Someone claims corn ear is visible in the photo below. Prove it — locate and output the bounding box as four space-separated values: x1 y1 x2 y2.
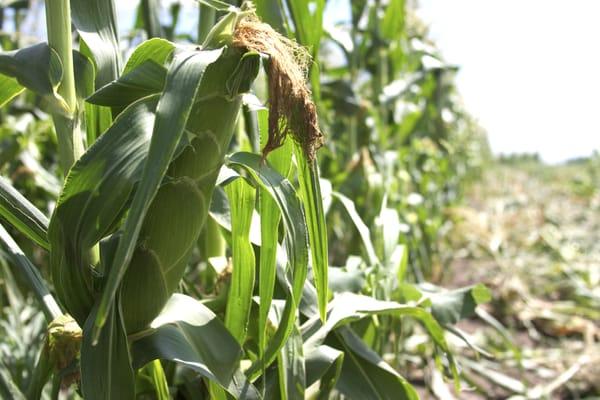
118 48 260 333
46 13 263 396
49 43 260 333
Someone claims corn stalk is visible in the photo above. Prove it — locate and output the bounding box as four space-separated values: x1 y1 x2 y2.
44 0 83 171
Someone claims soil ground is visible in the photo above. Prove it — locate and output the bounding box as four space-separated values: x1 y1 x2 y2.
418 162 600 399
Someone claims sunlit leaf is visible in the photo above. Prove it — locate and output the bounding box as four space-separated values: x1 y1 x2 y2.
131 294 259 398
0 176 50 250
93 48 223 338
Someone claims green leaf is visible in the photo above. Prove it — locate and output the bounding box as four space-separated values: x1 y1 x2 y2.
303 293 449 353
87 60 167 109
60 48 259 335
0 223 61 321
123 38 175 74
78 42 112 145
277 319 305 400
0 43 61 95
395 244 409 284
73 49 96 101
284 0 324 97
225 152 309 379
49 96 158 324
93 48 223 340
304 344 343 399
329 327 419 400
0 360 26 400
224 177 256 344
137 0 165 39
257 107 292 362
197 3 216 43
0 75 23 107
0 43 67 113
136 360 170 399
294 145 329 321
71 0 121 86
381 0 405 41
119 177 208 334
254 0 288 34
83 99 113 145
426 283 492 325
82 37 174 146
0 176 50 250
81 300 135 400
332 191 379 265
86 38 174 121
130 294 259 399
284 0 324 56
73 48 111 146
81 219 134 400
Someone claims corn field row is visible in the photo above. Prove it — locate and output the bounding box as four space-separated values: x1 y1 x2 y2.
0 0 548 399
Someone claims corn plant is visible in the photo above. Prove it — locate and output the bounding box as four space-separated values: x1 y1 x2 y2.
0 0 492 399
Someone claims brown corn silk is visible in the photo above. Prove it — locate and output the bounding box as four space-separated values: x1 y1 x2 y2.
232 14 323 160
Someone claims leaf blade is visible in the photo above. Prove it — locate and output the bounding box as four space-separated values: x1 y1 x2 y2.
295 145 330 321
71 0 121 86
92 48 223 340
131 294 259 398
0 176 50 250
224 177 256 344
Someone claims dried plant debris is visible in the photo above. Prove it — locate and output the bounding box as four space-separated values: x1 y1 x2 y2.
233 13 323 160
443 162 600 398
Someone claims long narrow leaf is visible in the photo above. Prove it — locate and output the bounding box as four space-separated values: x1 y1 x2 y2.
277 321 305 400
123 38 175 74
329 327 419 400
257 108 292 362
332 191 379 265
304 344 344 399
295 145 329 321
131 294 259 398
302 293 449 353
49 95 159 325
71 0 121 86
284 0 324 56
136 360 170 400
284 0 324 98
0 43 67 113
74 47 111 145
87 60 166 108
81 300 135 400
138 0 165 38
93 48 223 340
0 224 61 321
0 360 25 400
0 75 23 107
225 152 309 378
224 177 256 343
0 176 49 250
